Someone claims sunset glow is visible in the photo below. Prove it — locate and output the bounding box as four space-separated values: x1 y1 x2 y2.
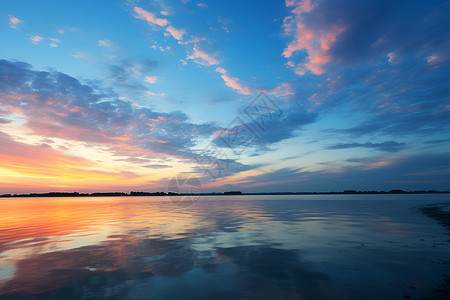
1 0 449 194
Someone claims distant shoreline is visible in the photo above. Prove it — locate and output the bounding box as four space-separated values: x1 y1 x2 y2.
1 190 450 198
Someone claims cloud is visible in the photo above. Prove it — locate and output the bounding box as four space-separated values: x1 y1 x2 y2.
160 11 168 16
98 39 112 47
187 47 219 65
0 59 220 165
133 7 168 27
0 131 133 181
224 153 450 192
8 15 22 29
197 3 208 8
282 0 450 76
266 82 295 98
29 35 43 44
71 51 88 59
386 52 396 63
220 74 251 95
218 16 232 33
282 0 345 75
215 67 226 74
317 54 450 138
426 55 437 64
49 38 61 48
214 67 251 95
325 141 406 152
425 139 450 144
109 59 158 90
144 164 172 169
213 108 317 152
145 75 158 84
165 26 185 40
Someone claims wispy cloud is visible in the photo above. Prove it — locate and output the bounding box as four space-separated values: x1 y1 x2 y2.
165 26 185 40
133 7 168 27
220 74 251 95
0 59 220 165
426 55 437 64
49 38 61 48
215 67 251 95
29 35 43 44
326 141 406 153
218 16 232 33
8 15 22 29
98 39 112 47
187 47 219 65
266 82 295 98
71 51 88 59
145 75 158 84
144 164 172 169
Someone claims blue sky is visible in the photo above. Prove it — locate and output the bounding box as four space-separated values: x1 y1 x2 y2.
0 0 449 193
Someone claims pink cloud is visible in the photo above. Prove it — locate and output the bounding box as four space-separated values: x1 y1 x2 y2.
160 11 168 16
426 55 437 64
387 52 396 63
213 67 251 94
165 26 185 40
220 74 251 95
134 7 168 27
145 76 158 84
282 0 345 75
287 0 314 14
215 66 227 74
29 35 43 44
8 15 22 29
187 47 219 65
267 82 295 98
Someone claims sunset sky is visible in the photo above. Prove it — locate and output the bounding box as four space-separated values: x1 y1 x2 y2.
0 0 449 193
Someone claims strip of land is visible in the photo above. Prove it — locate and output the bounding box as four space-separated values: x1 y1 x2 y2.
1 190 449 198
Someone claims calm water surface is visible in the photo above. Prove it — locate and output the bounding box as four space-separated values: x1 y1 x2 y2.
0 194 449 299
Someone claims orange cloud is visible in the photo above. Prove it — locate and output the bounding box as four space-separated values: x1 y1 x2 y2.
0 131 153 194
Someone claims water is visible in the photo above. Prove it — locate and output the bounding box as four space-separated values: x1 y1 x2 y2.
0 194 449 299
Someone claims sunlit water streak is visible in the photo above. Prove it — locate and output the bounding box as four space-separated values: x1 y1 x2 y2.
0 194 449 299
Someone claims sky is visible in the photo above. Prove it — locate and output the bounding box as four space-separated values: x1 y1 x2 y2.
0 0 449 194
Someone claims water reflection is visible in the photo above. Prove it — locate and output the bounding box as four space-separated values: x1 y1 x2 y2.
0 195 449 299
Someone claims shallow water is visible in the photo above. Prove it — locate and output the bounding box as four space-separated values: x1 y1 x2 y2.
0 194 449 299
